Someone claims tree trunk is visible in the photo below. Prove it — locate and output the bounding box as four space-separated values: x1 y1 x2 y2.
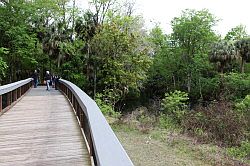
199 77 203 100
93 67 97 100
220 62 225 74
86 43 90 81
71 0 75 40
219 63 225 98
172 75 176 89
241 57 245 73
187 72 191 93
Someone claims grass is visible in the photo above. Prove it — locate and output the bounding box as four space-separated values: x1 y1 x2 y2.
112 123 250 166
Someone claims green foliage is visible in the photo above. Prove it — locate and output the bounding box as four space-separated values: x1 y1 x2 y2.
161 90 189 124
209 40 237 63
188 73 221 101
225 24 248 41
91 14 152 104
0 57 7 76
95 93 121 118
236 95 250 112
146 27 180 97
59 40 86 89
148 25 168 52
0 1 41 81
0 47 9 55
158 113 180 130
0 48 8 79
146 10 219 100
235 95 250 131
209 40 237 73
171 9 218 57
224 73 250 99
227 140 250 160
235 38 250 73
169 9 218 95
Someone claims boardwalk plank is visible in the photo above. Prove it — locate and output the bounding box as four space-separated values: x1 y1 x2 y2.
0 87 91 166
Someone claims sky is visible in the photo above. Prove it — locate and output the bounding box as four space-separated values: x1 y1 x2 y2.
76 0 250 37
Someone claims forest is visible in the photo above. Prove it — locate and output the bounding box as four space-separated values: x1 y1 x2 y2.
0 0 249 164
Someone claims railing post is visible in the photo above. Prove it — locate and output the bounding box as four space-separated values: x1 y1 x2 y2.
7 92 11 106
76 102 80 118
10 91 13 104
11 91 13 102
73 97 76 110
71 94 73 105
14 89 17 101
19 87 21 98
82 113 94 158
72 96 74 110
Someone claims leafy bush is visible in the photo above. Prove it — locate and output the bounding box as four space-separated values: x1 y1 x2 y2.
198 76 220 101
161 90 189 124
61 61 87 89
0 47 8 79
0 57 7 78
235 95 250 133
236 95 250 114
158 113 181 131
224 73 250 99
95 93 121 118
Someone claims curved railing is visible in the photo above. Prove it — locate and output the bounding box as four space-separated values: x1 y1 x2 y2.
58 79 134 166
0 78 33 114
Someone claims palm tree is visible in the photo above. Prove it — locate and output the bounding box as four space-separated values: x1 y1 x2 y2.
209 40 237 73
235 38 250 73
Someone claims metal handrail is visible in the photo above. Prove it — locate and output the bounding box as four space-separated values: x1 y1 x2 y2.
58 79 134 166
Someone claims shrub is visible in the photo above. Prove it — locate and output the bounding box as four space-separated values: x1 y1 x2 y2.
224 73 250 99
95 93 121 118
183 101 246 146
235 95 250 111
200 76 220 99
161 90 189 125
235 95 250 131
227 140 250 160
158 113 174 129
118 107 156 133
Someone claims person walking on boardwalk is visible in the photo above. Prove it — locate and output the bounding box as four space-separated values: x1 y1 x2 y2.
45 71 51 91
32 70 39 88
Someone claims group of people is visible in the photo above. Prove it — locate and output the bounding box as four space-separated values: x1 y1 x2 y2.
32 70 59 91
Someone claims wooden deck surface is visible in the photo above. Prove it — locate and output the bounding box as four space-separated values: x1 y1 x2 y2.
0 86 91 166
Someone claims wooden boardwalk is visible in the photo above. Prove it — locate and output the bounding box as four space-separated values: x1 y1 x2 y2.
0 87 91 166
